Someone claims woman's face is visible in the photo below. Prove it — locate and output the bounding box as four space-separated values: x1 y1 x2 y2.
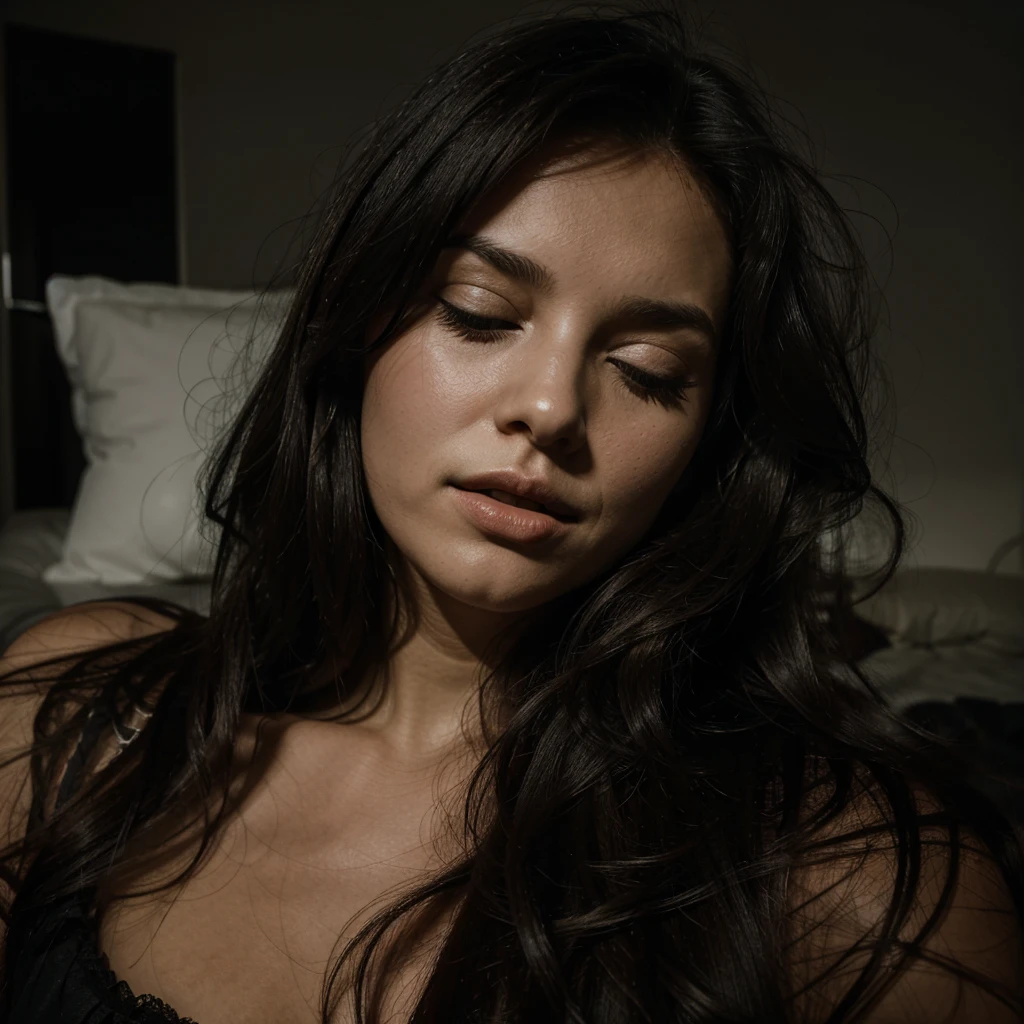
361 145 732 616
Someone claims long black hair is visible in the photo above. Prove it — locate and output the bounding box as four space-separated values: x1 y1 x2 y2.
2 4 1021 1022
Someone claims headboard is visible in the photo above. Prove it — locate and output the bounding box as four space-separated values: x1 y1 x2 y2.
10 306 84 510
3 22 179 515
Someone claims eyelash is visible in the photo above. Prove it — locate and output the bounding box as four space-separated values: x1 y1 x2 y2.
434 298 696 408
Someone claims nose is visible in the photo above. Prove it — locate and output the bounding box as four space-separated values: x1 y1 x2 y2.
491 342 588 455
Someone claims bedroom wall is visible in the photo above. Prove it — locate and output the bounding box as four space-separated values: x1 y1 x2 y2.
0 0 556 289
689 0 1023 576
1 0 1020 572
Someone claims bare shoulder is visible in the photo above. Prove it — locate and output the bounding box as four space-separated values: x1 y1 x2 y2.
0 602 180 872
1 599 177 746
786 772 1024 1022
1 600 178 677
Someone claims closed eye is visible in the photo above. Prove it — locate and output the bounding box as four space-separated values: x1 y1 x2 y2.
436 297 518 339
434 298 694 409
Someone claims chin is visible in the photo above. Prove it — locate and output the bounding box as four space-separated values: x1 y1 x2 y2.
408 550 566 617
440 573 563 616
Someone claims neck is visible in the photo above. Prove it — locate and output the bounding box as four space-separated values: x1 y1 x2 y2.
326 560 532 764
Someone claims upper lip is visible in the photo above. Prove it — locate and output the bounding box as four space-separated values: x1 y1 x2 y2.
453 470 580 520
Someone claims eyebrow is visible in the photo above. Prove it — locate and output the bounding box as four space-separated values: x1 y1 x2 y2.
443 233 718 350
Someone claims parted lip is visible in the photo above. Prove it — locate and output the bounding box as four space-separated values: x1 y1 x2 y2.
452 470 580 520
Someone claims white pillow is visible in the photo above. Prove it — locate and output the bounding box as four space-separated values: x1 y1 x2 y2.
853 568 1024 655
42 275 287 584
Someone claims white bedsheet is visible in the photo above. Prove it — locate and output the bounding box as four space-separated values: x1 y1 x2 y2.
0 508 211 648
858 642 1024 709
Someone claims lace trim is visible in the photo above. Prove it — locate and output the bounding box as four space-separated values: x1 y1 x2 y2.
75 889 201 1024
89 957 200 1024
105 979 199 1024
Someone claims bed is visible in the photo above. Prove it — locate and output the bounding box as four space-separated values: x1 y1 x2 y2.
1 273 1022 818
0 506 210 650
0 274 266 642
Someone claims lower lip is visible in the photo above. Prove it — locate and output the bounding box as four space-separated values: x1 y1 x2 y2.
450 486 575 543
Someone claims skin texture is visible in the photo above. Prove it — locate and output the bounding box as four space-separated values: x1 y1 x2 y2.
357 144 732 759
0 148 736 1024
3 149 1020 1024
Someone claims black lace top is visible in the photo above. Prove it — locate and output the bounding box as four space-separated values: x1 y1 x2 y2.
5 705 197 1023
5 884 195 1023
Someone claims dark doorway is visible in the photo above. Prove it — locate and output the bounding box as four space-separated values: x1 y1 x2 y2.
3 24 178 508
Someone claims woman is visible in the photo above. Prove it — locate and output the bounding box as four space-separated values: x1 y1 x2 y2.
0 6 1021 1023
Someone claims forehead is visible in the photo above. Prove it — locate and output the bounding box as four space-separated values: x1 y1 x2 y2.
453 145 732 323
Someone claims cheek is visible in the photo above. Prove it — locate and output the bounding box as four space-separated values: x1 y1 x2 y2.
597 424 699 533
360 331 479 495
362 339 428 488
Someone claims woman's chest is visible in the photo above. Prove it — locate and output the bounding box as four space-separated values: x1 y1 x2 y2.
98 732 470 1024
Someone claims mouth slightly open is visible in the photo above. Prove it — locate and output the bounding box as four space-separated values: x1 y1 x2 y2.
449 485 576 543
